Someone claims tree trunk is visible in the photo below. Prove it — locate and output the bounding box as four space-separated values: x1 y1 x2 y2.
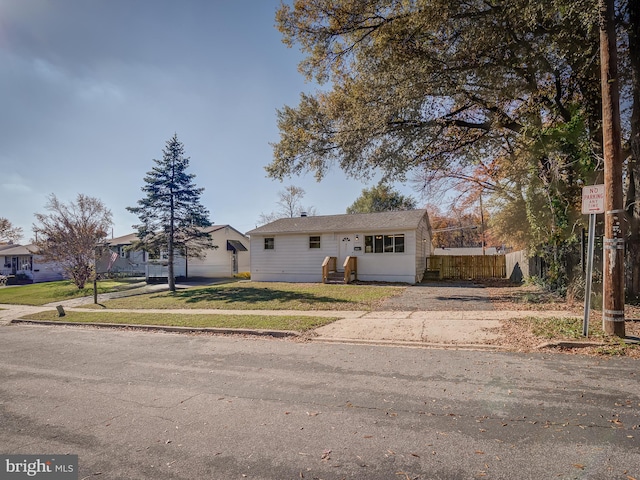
599 0 625 336
168 192 176 293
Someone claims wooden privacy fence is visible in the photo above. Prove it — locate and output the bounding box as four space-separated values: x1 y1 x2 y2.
426 255 506 280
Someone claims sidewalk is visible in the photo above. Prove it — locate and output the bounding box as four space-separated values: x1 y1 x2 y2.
1 279 588 349
312 309 580 347
0 301 581 349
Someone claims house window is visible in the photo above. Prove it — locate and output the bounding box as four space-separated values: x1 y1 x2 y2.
119 246 126 258
264 237 275 250
364 234 405 253
309 236 321 249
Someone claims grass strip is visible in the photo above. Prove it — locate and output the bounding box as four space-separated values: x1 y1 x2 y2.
0 279 145 306
20 310 339 332
79 282 403 311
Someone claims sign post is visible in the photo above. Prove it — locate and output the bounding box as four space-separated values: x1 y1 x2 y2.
581 185 605 336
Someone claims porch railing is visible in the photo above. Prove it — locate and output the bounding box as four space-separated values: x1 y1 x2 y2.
322 256 337 283
343 256 357 284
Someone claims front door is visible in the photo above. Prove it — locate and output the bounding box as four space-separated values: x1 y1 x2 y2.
338 235 353 272
11 257 18 275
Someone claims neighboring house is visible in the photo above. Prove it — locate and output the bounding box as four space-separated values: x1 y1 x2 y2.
97 233 147 276
113 225 250 281
246 209 432 284
177 225 250 279
0 244 66 283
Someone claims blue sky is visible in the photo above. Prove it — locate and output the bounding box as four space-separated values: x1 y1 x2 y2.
0 0 420 240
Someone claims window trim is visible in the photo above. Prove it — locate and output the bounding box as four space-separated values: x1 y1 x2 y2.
364 234 405 253
309 235 321 249
264 237 275 250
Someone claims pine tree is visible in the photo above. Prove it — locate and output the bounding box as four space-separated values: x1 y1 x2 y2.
128 134 213 291
346 182 416 214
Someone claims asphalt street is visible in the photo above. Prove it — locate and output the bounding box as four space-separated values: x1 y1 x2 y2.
1 325 638 479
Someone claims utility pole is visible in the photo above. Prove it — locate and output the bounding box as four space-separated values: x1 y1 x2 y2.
599 0 626 336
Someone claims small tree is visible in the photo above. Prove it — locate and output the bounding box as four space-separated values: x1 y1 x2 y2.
0 218 23 244
346 182 416 214
33 194 112 289
127 134 213 292
258 185 317 224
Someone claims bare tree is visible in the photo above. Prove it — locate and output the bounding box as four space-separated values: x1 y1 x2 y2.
33 194 113 289
0 218 22 244
258 185 317 224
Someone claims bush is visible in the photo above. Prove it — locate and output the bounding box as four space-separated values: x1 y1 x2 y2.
233 272 251 280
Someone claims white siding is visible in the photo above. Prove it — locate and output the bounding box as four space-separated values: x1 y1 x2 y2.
186 228 250 278
100 249 146 275
32 260 66 283
414 215 432 283
250 233 335 282
251 227 424 284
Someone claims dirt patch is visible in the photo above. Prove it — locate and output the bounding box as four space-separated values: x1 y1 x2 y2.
478 279 640 358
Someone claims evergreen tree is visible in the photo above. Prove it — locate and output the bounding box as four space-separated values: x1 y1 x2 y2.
346 182 416 214
128 134 213 291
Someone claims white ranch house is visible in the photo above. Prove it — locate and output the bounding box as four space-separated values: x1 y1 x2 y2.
1 244 66 283
97 233 147 276
247 209 432 284
107 225 250 281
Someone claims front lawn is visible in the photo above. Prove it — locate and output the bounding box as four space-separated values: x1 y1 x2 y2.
0 279 145 306
20 310 338 332
82 282 404 311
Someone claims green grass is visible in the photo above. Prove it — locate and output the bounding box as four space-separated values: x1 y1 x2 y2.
20 310 338 332
80 281 404 311
0 279 145 306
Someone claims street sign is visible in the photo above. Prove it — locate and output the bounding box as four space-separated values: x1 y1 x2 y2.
581 184 605 214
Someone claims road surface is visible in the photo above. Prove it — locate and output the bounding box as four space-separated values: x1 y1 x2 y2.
1 324 638 479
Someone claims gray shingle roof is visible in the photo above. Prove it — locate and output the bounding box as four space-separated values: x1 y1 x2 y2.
0 244 38 255
247 209 429 235
105 225 247 246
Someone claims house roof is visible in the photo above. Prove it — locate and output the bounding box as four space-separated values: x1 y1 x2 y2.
105 225 248 246
247 209 430 236
227 240 248 252
104 233 140 246
0 244 38 255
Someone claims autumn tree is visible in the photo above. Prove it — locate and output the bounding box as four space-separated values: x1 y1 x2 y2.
0 218 22 244
258 185 317 224
624 0 640 295
128 134 213 292
270 0 640 292
33 194 112 289
346 182 416 214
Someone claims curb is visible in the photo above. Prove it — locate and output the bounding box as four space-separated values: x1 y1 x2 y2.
536 340 606 349
312 336 509 351
9 319 300 338
537 336 640 348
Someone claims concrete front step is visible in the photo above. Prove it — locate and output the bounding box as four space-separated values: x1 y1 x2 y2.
325 272 345 284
